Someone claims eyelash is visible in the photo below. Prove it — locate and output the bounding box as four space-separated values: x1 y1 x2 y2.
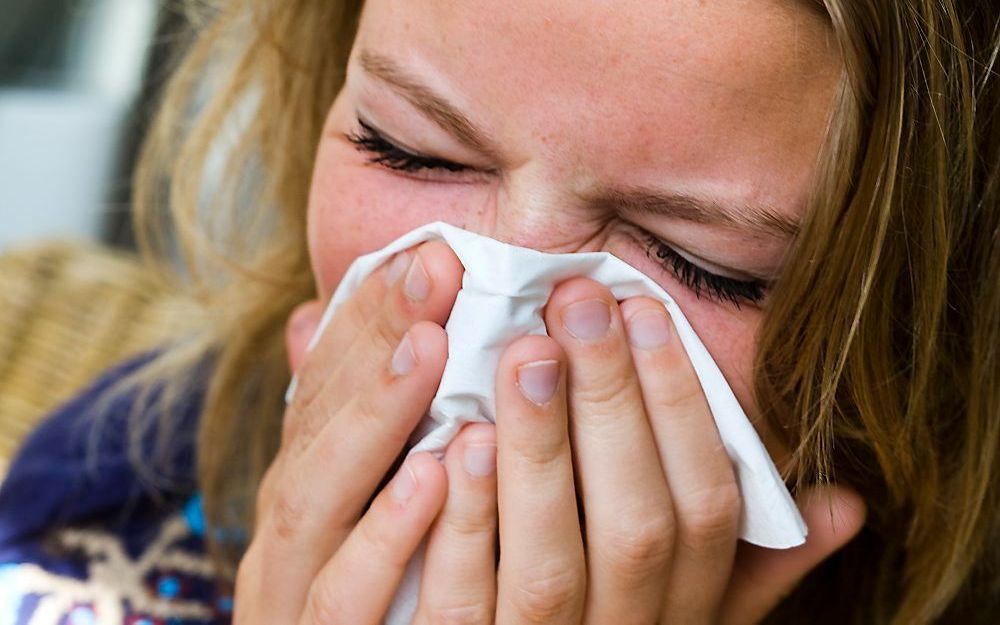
347 118 769 307
642 235 768 308
346 119 470 173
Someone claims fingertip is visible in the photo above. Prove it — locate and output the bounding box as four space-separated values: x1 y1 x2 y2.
449 423 498 480
497 334 566 374
545 277 616 319
618 295 668 321
455 422 497 447
385 241 464 327
405 320 449 372
421 459 449 514
286 300 324 372
497 335 566 408
408 452 449 499
415 239 463 266
548 277 614 305
383 453 448 519
414 240 465 297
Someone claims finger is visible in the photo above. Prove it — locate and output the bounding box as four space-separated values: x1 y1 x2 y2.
299 453 448 625
257 321 448 619
494 335 586 625
414 423 498 625
271 300 322 476
290 240 463 420
543 280 674 623
286 300 323 375
618 296 742 622
719 485 866 625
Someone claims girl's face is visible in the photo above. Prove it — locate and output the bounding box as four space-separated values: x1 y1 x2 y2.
307 0 841 456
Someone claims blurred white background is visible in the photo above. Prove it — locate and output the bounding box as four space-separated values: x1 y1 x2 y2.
0 0 164 251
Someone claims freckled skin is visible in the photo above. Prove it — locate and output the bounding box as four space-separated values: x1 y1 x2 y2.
306 0 842 461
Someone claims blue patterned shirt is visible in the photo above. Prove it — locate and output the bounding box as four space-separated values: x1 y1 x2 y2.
0 354 234 625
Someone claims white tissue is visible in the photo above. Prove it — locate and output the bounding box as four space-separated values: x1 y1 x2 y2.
287 222 806 623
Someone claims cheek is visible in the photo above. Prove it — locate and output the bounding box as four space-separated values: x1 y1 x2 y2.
675 299 788 461
679 298 760 415
306 139 492 299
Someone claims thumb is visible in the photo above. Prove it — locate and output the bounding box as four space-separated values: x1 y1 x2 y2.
718 484 867 625
285 300 323 374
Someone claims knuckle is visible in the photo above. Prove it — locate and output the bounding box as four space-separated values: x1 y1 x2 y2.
353 390 410 450
371 312 405 357
677 482 742 549
659 385 704 412
346 286 383 333
573 366 635 413
652 370 705 412
286 400 330 455
600 512 675 580
509 565 584 622
444 506 496 539
358 515 408 569
304 575 348 625
512 437 568 474
269 486 307 543
423 601 494 625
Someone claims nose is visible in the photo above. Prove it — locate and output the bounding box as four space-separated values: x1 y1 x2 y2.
459 182 608 254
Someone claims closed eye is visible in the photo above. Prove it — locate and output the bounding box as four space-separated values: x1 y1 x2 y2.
641 233 770 308
346 117 472 173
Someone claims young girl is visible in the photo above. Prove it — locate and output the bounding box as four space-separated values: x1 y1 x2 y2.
1 0 998 623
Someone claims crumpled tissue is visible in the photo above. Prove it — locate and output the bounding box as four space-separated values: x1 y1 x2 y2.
286 222 806 624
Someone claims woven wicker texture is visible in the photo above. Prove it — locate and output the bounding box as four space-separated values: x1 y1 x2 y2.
0 242 194 471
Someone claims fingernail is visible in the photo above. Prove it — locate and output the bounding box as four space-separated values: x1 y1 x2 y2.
626 308 672 349
516 359 560 405
463 444 497 477
404 255 431 301
391 461 418 502
562 299 611 341
384 251 411 285
391 333 417 375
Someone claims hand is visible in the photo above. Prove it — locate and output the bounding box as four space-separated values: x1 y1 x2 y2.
413 277 866 624
233 241 469 624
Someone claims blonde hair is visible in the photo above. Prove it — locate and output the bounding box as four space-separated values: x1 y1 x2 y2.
127 1 1000 622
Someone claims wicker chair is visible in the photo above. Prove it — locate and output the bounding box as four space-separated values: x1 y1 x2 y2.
0 242 195 476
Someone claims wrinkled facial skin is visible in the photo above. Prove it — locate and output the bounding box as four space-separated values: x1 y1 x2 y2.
306 0 841 459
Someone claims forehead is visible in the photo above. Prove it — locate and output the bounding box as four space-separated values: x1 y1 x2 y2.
354 0 841 218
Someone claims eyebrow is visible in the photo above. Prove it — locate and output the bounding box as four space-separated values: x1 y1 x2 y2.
359 49 503 161
360 49 800 239
583 187 800 237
